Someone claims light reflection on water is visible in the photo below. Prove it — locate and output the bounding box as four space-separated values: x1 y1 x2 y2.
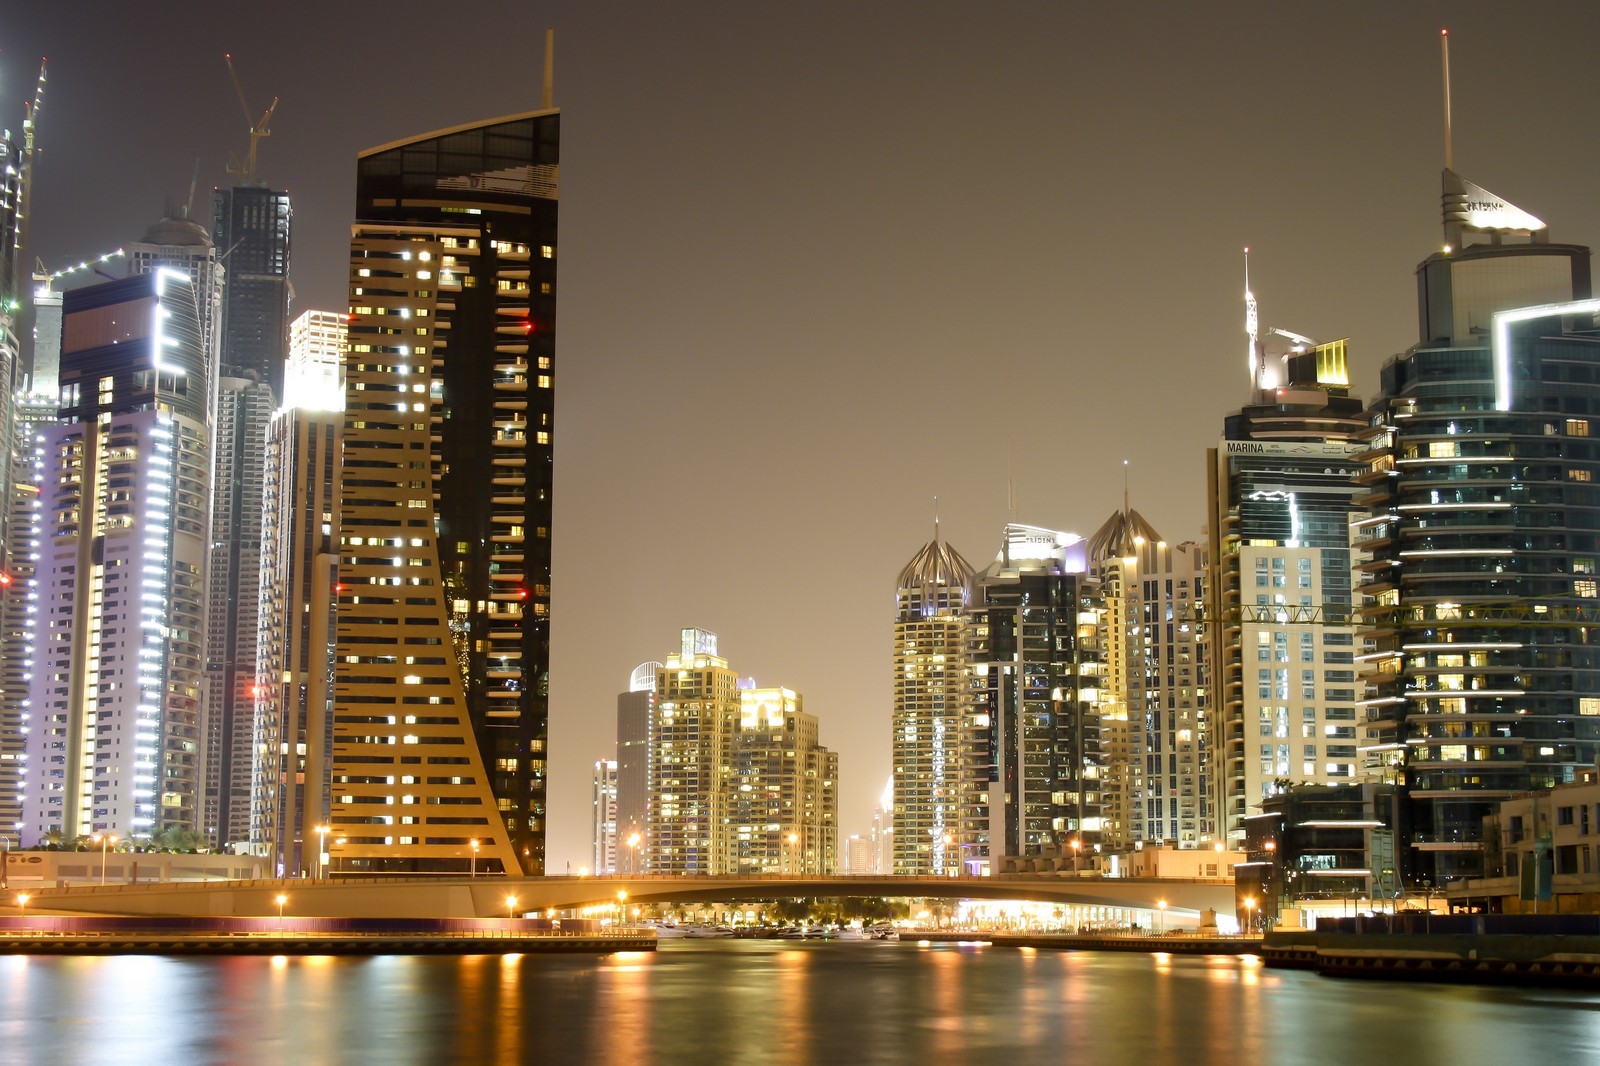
3 941 1599 1065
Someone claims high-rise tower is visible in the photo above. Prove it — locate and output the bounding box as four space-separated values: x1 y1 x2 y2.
891 528 972 876
1355 171 1600 883
1206 283 1368 847
251 310 343 876
331 103 558 876
211 186 291 394
1088 503 1209 849
21 269 213 843
615 661 660 872
965 524 1104 864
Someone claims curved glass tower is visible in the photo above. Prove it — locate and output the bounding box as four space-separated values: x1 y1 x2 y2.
333 108 558 876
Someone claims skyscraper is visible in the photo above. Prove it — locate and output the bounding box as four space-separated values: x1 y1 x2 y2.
592 758 617 874
1088 504 1209 849
642 629 838 875
210 186 291 394
964 524 1104 865
202 375 274 850
731 685 838 875
1206 305 1367 847
21 268 212 843
891 529 972 876
615 661 659 873
1355 172 1600 883
332 104 559 875
251 310 343 876
202 184 290 851
647 629 739 876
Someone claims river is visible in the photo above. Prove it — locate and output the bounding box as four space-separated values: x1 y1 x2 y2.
4 939 1597 1064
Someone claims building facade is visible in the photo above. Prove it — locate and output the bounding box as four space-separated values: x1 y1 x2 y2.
210 185 291 395
964 524 1105 864
329 107 559 876
891 529 972 876
21 269 213 843
592 758 617 875
250 310 344 876
1207 327 1368 847
647 630 739 876
730 685 838 875
1088 504 1209 849
1355 171 1600 884
614 661 659 873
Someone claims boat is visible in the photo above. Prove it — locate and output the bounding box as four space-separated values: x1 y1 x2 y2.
684 924 735 938
648 922 688 939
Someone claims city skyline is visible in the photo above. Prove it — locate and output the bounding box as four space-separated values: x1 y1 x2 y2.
6 4 1600 867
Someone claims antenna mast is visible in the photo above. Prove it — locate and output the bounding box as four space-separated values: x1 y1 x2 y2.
1244 246 1259 397
542 30 555 110
1441 29 1453 172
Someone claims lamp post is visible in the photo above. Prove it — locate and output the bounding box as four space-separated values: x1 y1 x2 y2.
506 895 519 920
1 833 10 891
626 832 641 876
1157 899 1167 935
617 890 628 930
470 839 479 878
1243 896 1256 934
1071 839 1082 874
275 893 288 922
316 825 330 879
16 892 29 916
91 833 117 885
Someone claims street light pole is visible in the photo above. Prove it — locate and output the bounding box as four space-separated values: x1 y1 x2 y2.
1157 899 1167 935
275 893 287 922
316 825 330 879
91 833 117 885
470 839 479 878
506 895 518 920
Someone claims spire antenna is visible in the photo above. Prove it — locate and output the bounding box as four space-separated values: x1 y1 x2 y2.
542 29 555 110
1244 246 1259 397
1122 460 1131 515
1441 29 1453 172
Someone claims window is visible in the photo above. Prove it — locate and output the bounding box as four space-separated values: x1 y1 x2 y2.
1558 806 1575 826
1568 419 1590 437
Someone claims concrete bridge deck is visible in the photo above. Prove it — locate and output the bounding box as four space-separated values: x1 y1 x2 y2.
13 874 1232 920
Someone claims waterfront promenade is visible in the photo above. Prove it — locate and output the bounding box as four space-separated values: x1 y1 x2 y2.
0 914 654 955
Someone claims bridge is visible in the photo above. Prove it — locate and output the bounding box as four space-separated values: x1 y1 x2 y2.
15 873 1232 921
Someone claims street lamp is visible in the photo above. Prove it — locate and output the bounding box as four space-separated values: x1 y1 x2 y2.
316 825 330 879
1243 896 1256 934
1070 839 1082 873
626 833 641 875
90 833 118 885
786 833 798 876
1 833 10 891
16 892 28 916
470 839 479 878
506 895 519 920
1157 899 1167 935
275 893 288 922
617 890 628 929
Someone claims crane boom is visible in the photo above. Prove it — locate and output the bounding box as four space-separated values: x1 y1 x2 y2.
224 53 276 180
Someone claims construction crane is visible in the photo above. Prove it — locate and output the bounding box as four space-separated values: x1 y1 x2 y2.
32 249 125 287
224 53 277 181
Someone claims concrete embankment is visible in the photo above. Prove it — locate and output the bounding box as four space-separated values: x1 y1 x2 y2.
1264 914 1600 987
908 930 1259 954
0 915 655 956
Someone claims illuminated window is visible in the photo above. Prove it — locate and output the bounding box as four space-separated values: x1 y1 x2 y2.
1571 469 1593 482
1578 579 1598 599
1568 419 1591 437
1428 440 1459 458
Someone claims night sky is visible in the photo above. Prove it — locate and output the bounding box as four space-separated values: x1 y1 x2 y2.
7 2 1600 869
